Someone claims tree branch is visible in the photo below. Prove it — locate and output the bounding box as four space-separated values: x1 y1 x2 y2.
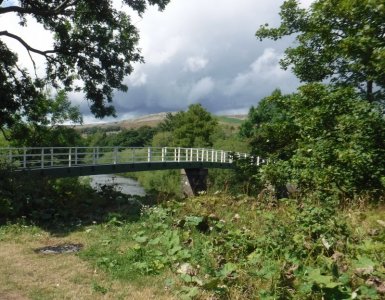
0 30 56 57
0 0 78 16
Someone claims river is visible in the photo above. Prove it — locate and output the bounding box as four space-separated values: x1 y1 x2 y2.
88 174 146 196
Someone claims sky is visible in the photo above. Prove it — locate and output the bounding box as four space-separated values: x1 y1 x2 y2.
1 0 313 123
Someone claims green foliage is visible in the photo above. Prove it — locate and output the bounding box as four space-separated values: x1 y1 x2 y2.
133 170 182 200
85 126 156 147
215 116 244 125
209 131 255 195
159 104 219 148
244 84 385 199
256 0 385 102
288 84 385 197
240 89 298 160
0 168 147 227
0 0 170 126
80 195 385 299
5 90 83 146
133 105 220 197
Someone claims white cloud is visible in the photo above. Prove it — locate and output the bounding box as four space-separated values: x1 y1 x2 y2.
184 56 208 72
299 0 314 8
226 48 288 96
188 77 215 103
128 71 147 87
145 36 185 66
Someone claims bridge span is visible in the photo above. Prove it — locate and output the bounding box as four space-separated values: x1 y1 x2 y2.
0 147 259 195
0 146 259 175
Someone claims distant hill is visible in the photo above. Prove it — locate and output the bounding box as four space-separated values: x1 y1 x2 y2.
75 113 246 131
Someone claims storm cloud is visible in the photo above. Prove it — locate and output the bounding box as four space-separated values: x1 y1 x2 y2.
1 0 313 122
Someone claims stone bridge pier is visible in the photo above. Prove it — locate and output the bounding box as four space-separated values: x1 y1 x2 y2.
181 168 208 197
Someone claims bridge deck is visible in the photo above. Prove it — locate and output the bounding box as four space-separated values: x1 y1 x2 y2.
0 147 256 177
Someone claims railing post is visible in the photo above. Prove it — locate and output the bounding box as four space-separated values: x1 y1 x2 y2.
177 147 181 162
8 149 12 165
23 148 26 168
93 148 96 165
50 148 54 167
114 147 118 164
148 147 151 162
41 148 44 168
190 148 193 161
68 148 72 167
96 147 99 164
257 156 260 166
196 149 199 161
161 148 165 162
201 149 204 162
74 148 78 165
174 148 177 161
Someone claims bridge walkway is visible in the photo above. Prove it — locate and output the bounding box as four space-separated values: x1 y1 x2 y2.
0 146 259 178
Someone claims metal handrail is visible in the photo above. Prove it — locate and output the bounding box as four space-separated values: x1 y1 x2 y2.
0 147 258 170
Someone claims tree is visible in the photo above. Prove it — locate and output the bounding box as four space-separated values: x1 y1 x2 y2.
8 90 83 146
256 84 385 199
256 0 385 102
159 104 218 148
240 89 298 160
0 0 170 133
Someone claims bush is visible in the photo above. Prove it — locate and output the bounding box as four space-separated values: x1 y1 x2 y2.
245 84 385 200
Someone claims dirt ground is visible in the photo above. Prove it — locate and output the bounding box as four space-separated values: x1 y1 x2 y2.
0 233 173 300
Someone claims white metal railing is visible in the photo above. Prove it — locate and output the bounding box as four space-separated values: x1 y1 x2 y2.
0 147 259 170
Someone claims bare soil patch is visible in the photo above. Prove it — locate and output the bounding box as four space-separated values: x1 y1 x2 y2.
0 233 173 300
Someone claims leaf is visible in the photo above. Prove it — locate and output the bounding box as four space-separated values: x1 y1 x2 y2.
218 263 237 278
134 236 148 244
168 246 182 255
180 274 193 283
307 268 340 288
148 237 160 245
179 286 199 300
353 256 375 269
185 216 204 226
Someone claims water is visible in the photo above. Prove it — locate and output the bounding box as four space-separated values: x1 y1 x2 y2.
88 174 146 196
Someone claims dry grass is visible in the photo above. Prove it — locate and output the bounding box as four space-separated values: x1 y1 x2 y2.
0 230 175 300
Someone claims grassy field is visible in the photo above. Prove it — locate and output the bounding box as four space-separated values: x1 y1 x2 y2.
74 113 247 132
0 224 174 300
1 193 384 299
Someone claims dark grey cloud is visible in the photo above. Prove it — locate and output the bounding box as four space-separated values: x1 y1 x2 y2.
103 0 304 120
2 0 312 122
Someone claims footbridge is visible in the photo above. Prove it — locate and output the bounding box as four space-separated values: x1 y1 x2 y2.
1 147 259 195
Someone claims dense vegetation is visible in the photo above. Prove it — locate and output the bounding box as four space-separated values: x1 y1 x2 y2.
1 0 385 299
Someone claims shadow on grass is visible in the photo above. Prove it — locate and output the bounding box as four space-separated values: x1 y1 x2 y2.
0 174 161 236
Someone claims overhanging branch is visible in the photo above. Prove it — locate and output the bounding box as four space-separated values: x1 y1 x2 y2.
0 0 77 16
0 30 56 57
